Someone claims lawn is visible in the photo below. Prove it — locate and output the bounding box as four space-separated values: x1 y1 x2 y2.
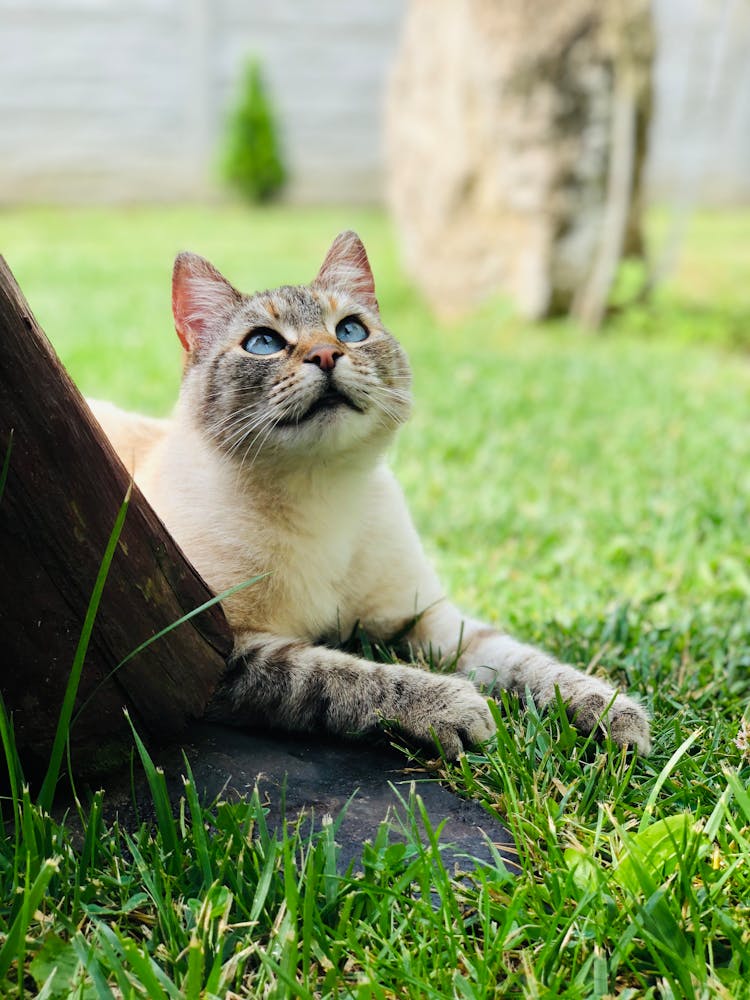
1 204 750 997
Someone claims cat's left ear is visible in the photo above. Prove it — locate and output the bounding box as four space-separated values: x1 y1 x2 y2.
313 231 379 313
172 252 242 353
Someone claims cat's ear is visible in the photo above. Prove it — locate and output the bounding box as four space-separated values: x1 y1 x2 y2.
172 252 242 353
313 231 379 313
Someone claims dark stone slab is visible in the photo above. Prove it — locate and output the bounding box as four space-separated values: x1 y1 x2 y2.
101 723 518 875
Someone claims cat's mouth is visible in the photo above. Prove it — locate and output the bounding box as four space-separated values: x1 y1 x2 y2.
284 388 363 425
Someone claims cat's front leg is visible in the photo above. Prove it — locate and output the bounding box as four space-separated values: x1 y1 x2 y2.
411 605 651 753
205 631 496 758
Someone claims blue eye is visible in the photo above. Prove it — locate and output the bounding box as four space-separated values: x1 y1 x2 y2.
242 328 286 355
335 316 369 343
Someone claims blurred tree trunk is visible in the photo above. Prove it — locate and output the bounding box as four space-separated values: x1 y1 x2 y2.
385 0 653 324
0 257 233 783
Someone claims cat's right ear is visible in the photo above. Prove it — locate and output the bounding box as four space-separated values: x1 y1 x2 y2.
172 252 241 353
313 231 379 313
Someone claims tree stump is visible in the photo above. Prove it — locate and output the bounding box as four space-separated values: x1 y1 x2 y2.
0 257 233 783
385 0 653 321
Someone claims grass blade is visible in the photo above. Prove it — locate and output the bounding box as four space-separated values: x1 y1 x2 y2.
182 757 213 887
124 710 180 869
638 728 702 833
723 767 750 825
37 487 131 811
72 573 267 725
0 692 22 828
0 857 59 980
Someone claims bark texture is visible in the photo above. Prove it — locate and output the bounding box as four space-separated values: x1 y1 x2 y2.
385 0 653 320
0 257 233 781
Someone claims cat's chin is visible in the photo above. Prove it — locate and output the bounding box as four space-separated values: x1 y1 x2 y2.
277 389 364 427
265 404 396 464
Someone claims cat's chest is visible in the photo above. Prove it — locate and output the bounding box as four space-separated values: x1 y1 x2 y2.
270 527 360 641
156 440 397 643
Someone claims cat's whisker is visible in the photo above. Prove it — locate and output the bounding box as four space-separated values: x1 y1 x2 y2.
368 382 411 399
205 383 252 398
353 383 410 425
226 417 273 462
373 383 411 402
237 409 289 477
217 397 277 437
210 409 260 442
223 412 277 461
225 391 303 469
202 389 256 420
204 398 266 437
231 427 270 478
221 406 268 440
219 418 269 455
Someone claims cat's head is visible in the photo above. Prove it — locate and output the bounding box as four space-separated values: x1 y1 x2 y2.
171 231 412 467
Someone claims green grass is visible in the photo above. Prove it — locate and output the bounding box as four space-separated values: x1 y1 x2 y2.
2 204 750 997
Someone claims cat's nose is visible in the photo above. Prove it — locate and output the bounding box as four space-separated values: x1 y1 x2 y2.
303 344 343 372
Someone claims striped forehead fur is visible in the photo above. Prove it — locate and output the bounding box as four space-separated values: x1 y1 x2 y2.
239 285 326 331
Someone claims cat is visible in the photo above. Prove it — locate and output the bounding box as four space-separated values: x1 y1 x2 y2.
89 231 651 759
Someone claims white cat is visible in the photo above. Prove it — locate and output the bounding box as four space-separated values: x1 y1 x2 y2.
90 231 650 758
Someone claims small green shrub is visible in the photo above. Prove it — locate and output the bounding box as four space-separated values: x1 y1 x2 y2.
222 59 287 203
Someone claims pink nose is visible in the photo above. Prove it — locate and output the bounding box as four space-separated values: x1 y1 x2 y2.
303 344 343 372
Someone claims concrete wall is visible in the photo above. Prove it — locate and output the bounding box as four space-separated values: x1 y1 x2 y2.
0 0 748 205
647 0 750 204
1 0 208 202
0 0 402 203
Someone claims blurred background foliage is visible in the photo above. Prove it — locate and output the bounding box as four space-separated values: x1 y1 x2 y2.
221 59 287 203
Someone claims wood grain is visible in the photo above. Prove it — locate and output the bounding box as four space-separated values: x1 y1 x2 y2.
0 256 233 781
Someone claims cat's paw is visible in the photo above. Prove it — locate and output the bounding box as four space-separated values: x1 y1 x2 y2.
568 689 651 754
392 675 496 759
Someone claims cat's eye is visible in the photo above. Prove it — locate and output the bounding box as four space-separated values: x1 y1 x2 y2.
335 316 369 344
242 328 287 355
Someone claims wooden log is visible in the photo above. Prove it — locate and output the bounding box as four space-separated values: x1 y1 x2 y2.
0 257 233 782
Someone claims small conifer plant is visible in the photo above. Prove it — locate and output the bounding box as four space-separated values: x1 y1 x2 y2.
222 60 286 202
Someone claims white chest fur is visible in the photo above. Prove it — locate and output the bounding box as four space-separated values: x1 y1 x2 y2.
143 421 395 642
